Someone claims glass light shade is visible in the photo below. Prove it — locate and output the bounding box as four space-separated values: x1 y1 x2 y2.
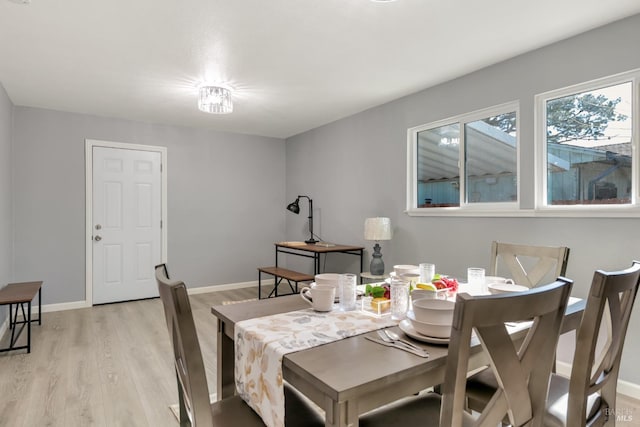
364 217 392 241
198 86 233 114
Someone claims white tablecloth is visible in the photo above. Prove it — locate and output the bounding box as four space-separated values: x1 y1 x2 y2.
234 307 396 427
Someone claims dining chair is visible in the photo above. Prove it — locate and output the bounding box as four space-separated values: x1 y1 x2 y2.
359 278 573 427
545 261 640 426
155 264 324 427
489 240 570 288
466 261 640 427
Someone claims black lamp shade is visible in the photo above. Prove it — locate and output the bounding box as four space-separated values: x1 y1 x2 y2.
286 195 317 244
286 199 300 214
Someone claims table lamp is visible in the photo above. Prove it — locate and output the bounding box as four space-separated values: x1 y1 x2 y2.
364 217 392 275
286 195 318 244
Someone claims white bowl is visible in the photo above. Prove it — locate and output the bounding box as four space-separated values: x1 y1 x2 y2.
407 311 452 338
411 298 455 323
314 273 340 287
394 264 419 276
488 283 529 294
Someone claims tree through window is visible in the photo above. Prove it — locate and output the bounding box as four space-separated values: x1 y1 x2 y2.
540 81 632 206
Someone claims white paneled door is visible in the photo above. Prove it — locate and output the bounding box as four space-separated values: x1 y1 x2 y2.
92 146 162 304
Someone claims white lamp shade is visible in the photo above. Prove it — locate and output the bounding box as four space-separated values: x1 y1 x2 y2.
364 217 392 241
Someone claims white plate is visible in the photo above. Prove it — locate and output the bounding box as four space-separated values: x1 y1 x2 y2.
488 283 529 294
398 319 449 344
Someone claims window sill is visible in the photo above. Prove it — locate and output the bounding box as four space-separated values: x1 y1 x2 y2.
405 208 535 218
406 206 640 218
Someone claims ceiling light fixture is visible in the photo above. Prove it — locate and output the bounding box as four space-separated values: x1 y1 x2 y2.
8 0 31 4
198 86 233 114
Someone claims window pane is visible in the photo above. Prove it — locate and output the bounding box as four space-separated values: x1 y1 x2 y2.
464 112 517 203
546 82 632 205
416 123 460 207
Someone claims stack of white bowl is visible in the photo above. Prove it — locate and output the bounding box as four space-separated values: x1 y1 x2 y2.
314 273 340 290
393 264 419 277
407 299 455 338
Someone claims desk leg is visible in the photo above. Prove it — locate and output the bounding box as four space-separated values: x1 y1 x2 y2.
325 398 358 427
38 287 41 325
216 318 236 400
27 302 31 353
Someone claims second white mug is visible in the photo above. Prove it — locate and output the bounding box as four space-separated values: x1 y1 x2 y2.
300 284 336 312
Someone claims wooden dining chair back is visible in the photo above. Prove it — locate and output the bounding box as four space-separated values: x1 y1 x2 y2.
489 241 570 288
360 279 572 427
442 278 573 427
156 264 323 427
156 264 218 427
156 264 265 427
546 261 640 427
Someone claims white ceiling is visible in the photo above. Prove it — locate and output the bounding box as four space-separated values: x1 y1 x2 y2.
1 0 640 139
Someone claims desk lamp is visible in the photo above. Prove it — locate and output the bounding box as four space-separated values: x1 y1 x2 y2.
364 217 392 275
286 195 318 244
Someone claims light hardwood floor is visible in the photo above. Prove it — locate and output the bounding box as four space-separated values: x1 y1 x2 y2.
1 286 639 426
0 286 256 427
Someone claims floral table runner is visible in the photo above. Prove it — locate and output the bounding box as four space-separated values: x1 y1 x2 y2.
235 307 396 427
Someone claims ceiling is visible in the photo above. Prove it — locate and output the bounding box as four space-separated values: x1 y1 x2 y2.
1 1 640 139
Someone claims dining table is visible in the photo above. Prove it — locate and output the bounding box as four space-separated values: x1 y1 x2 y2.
211 288 586 427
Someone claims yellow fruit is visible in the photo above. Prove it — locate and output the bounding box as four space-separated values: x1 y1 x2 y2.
371 297 391 313
416 283 437 291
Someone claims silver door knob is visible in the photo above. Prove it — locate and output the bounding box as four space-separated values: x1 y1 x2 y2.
94 235 102 241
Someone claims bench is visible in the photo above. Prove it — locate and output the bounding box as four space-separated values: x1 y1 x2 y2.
0 281 43 354
258 267 313 299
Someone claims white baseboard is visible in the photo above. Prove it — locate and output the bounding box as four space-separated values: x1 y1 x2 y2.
556 360 640 401
41 300 91 313
23 279 269 314
187 279 270 295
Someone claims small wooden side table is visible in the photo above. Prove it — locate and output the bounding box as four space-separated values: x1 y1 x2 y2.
0 281 43 353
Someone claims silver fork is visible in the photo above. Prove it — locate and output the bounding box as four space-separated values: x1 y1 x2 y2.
377 329 425 353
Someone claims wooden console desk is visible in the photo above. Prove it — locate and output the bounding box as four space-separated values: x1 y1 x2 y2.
258 242 364 299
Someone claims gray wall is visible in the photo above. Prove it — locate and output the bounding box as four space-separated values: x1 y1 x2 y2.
285 14 640 384
11 107 286 304
0 84 12 319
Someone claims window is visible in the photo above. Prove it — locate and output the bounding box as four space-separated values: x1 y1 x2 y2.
536 72 637 212
408 103 519 213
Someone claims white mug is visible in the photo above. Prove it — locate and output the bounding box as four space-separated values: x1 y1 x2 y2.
300 284 336 312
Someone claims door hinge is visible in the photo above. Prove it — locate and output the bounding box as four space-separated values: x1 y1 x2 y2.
160 220 163 229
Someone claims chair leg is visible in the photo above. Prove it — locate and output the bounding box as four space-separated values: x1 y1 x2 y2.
178 379 190 427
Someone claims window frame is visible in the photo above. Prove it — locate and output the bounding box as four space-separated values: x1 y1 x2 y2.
406 101 522 217
534 70 640 217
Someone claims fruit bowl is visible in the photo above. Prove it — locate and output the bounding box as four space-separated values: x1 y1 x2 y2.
411 288 448 302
